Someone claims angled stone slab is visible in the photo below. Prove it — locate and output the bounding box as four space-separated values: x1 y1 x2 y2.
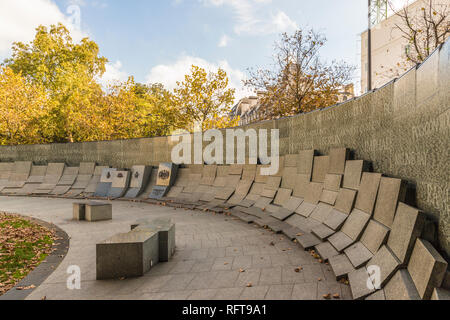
341 209 371 241
324 174 342 192
320 190 338 205
265 176 282 190
285 214 310 231
315 241 339 261
344 242 374 269
354 172 382 215
323 209 348 231
295 202 317 218
242 165 256 181
270 208 294 221
292 173 310 199
281 167 298 190
50 185 71 196
41 163 65 185
96 230 159 280
225 175 241 188
9 161 32 183
265 204 280 214
273 188 292 206
283 196 303 211
72 174 93 189
329 254 355 279
94 168 117 197
108 171 131 198
431 288 450 300
407 238 448 300
311 224 335 240
261 187 277 199
297 150 314 178
214 187 235 201
384 269 421 300
84 166 108 194
342 160 365 190
367 245 401 287
348 267 375 299
360 219 390 254
373 177 406 228
284 154 298 167
124 165 153 198
387 202 426 264
228 164 243 176
334 188 357 215
282 225 304 240
311 156 329 183
267 220 290 234
328 231 354 252
328 148 349 175
296 233 322 250
310 203 334 223
365 290 386 300
253 196 273 210
57 167 79 186
304 182 323 205
26 165 47 183
79 162 96 175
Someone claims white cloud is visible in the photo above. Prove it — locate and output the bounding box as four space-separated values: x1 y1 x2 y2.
218 34 230 47
98 60 129 87
146 55 254 102
201 0 297 35
0 0 87 59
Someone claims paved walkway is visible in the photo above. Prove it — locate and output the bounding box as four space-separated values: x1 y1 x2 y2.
0 196 351 300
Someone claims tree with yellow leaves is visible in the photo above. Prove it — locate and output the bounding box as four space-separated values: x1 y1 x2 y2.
0 67 51 145
173 65 236 131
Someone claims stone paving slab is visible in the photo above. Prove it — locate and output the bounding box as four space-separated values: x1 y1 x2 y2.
329 254 355 279
292 174 310 199
373 177 405 228
342 160 364 190
323 209 348 231
334 188 357 215
327 231 354 252
311 224 335 240
348 267 374 300
328 148 349 175
354 173 382 215
324 174 342 192
384 269 421 300
0 196 346 300
312 156 329 183
315 242 339 261
367 245 400 287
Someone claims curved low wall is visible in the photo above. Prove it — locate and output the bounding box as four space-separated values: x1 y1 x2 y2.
1 41 449 256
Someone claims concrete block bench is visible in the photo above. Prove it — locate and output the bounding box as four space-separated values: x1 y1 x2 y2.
96 230 159 280
73 201 112 222
131 218 176 262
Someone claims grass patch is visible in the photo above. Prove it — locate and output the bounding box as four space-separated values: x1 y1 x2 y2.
0 213 55 296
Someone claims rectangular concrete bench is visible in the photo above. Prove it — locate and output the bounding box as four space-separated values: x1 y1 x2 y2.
73 201 112 222
131 218 176 262
96 230 159 280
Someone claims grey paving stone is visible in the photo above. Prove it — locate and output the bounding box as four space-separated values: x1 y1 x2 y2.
334 188 357 216
259 267 282 285
284 196 304 211
214 287 244 300
317 281 342 300
367 245 401 287
282 226 304 240
324 174 343 192
240 286 269 300
281 266 306 284
329 254 355 279
341 209 371 241
292 174 310 198
348 267 375 300
315 241 339 261
327 231 354 252
291 283 318 300
323 209 348 231
384 269 421 300
387 202 426 264
265 284 293 300
311 224 335 240
253 197 273 210
431 288 450 300
188 289 219 300
342 160 364 190
365 289 386 300
373 177 406 228
407 238 448 300
312 156 329 183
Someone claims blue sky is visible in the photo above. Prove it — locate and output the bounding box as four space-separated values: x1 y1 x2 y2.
2 0 406 99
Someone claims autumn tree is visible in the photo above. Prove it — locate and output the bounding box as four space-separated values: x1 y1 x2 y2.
244 29 355 120
390 0 449 66
3 23 108 143
0 67 51 145
173 65 235 131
